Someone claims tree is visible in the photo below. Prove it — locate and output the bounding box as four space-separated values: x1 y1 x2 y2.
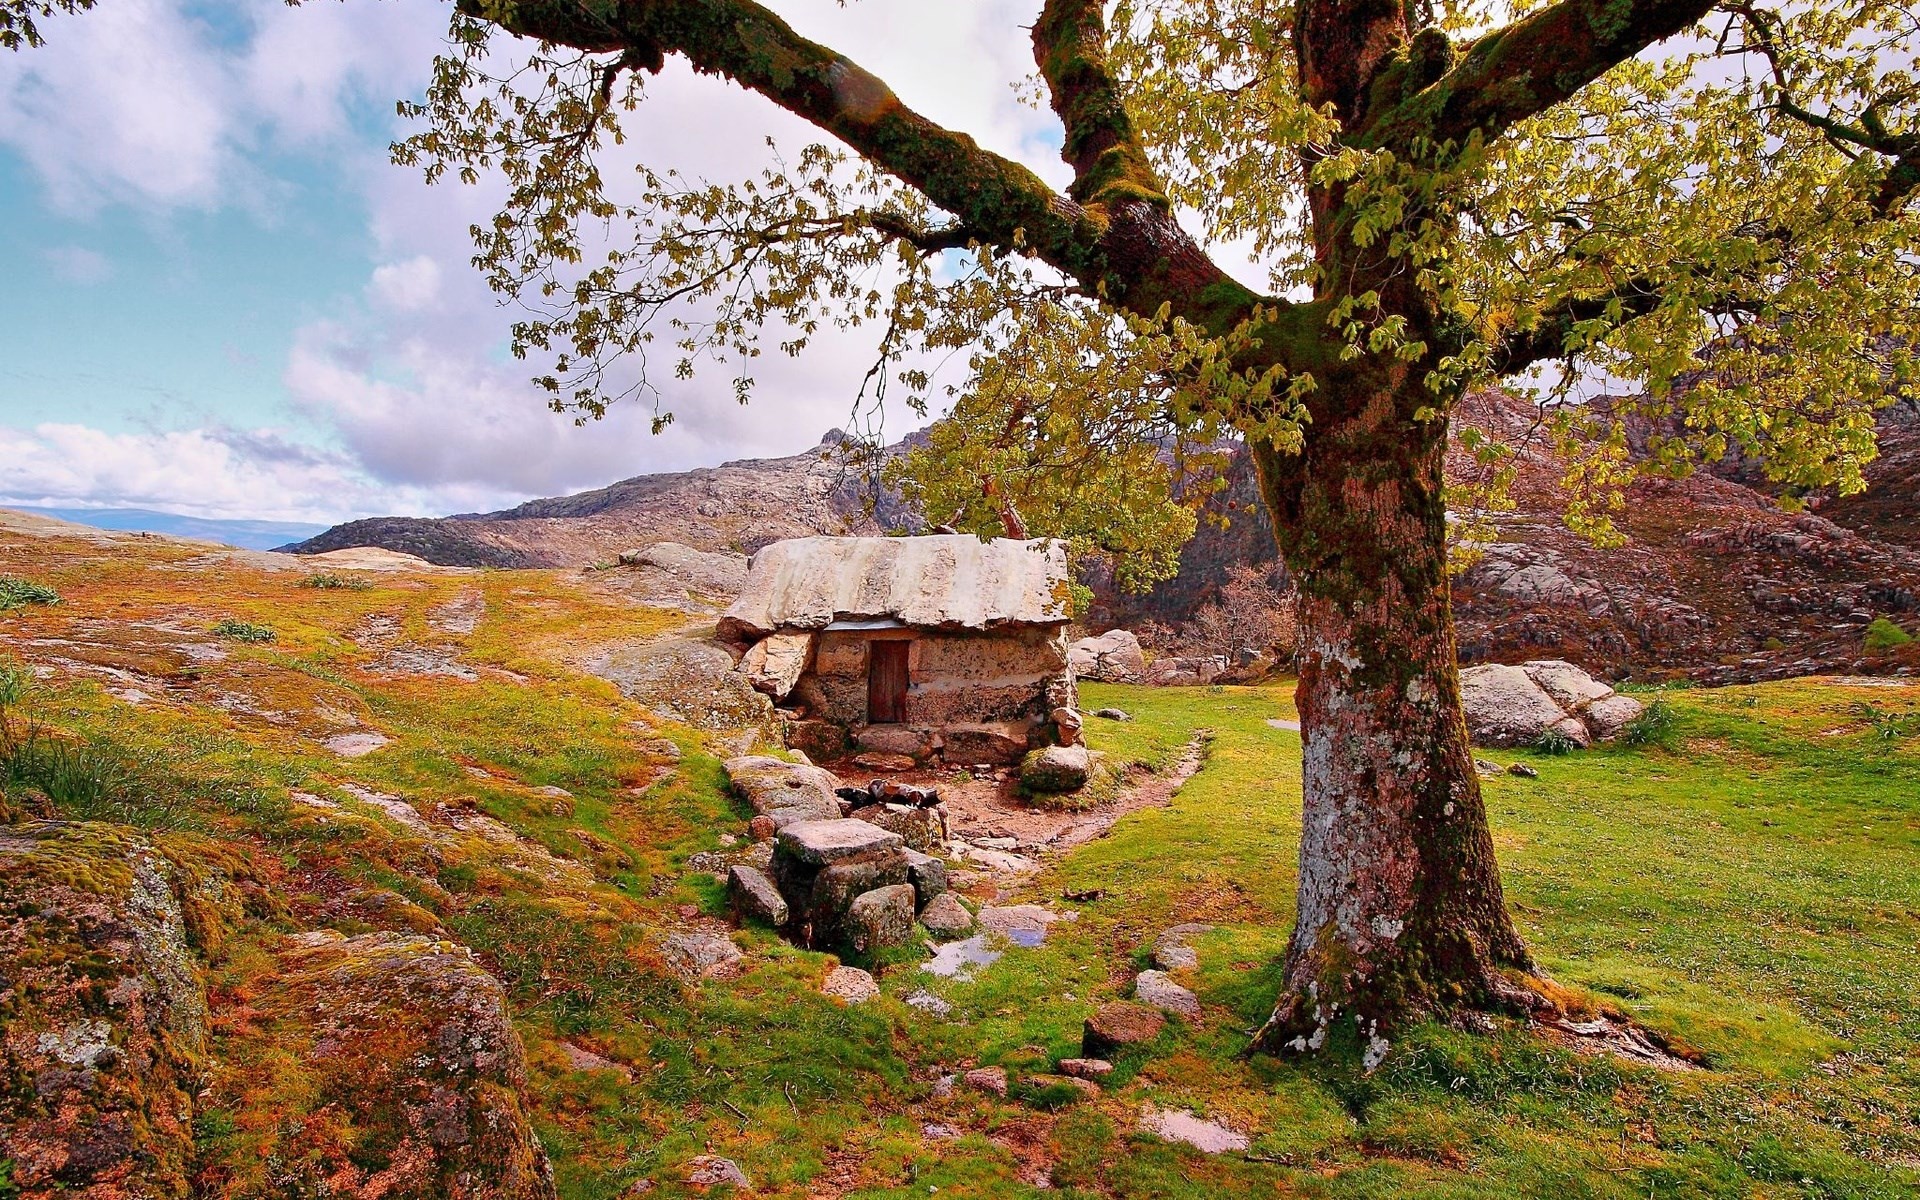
12 0 1917 1050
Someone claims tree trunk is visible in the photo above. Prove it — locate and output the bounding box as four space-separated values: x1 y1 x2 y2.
1247 363 1541 1056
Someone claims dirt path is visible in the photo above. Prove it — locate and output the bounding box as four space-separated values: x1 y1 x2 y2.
828 733 1213 856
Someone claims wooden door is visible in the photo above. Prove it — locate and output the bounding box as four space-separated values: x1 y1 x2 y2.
867 640 909 724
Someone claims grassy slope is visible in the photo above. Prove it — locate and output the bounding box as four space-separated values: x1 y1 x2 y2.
2 530 1917 1198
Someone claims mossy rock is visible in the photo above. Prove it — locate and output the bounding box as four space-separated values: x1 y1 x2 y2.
0 820 206 1199
194 931 558 1200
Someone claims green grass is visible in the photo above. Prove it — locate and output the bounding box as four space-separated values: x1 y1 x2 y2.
1863 617 1912 653
8 528 1919 1199
0 575 60 609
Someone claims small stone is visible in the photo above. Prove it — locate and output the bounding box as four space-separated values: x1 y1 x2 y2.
1134 970 1201 1019
1083 1001 1166 1057
1058 1058 1112 1080
747 815 777 841
854 751 919 772
727 864 789 927
821 964 880 1004
922 1122 960 1140
917 892 974 937
1094 708 1131 721
905 989 953 1016
1149 923 1212 971
1508 762 1539 778
662 931 742 979
963 1066 1007 1097
1050 706 1084 746
931 1073 957 1098
1021 744 1090 793
856 803 947 851
685 1154 750 1190
846 884 918 952
1026 1072 1099 1100
777 818 905 866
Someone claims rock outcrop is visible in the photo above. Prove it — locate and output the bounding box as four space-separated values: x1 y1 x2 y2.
0 821 205 1200
1459 659 1645 748
1068 629 1146 682
201 931 558 1200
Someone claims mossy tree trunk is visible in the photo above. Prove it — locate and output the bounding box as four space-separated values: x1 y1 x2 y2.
1247 352 1536 1050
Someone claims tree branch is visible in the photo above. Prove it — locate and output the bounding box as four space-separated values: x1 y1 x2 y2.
1489 271 1766 376
1032 0 1168 208
463 0 1312 366
464 0 1103 275
1362 0 1717 153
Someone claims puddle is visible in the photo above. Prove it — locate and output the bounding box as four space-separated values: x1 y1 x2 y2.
1139 1106 1250 1154
921 934 1002 979
1006 929 1046 948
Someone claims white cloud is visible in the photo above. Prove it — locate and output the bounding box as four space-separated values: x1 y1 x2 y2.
42 246 112 284
0 0 236 211
368 256 442 312
2 0 1077 524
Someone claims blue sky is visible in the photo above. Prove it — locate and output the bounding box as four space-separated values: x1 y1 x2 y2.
0 0 1064 524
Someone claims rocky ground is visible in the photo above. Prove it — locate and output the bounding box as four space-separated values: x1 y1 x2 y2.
4 510 1918 1198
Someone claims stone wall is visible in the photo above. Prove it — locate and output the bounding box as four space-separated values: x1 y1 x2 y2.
785 625 1073 764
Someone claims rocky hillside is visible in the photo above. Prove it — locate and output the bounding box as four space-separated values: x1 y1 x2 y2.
284 430 918 567
290 400 1920 682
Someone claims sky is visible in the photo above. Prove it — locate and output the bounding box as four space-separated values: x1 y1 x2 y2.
0 0 1073 524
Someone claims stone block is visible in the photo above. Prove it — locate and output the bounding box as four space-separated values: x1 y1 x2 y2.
727 864 788 927
845 884 917 952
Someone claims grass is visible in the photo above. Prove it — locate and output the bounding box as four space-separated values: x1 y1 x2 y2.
0 574 60 609
3 520 1918 1198
1863 617 1912 653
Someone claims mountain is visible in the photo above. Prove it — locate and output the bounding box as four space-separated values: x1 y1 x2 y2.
280 430 919 566
10 506 329 551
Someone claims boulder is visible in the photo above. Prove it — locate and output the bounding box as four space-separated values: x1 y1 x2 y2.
1021 743 1091 793
0 821 206 1200
1142 655 1228 686
1134 970 1202 1019
784 717 850 764
1083 1001 1167 1056
1458 663 1570 747
1584 692 1647 738
845 884 917 952
853 802 947 851
741 631 815 700
1149 923 1214 971
801 856 912 947
723 755 841 825
727 864 789 927
821 965 880 1004
941 721 1033 766
1058 1057 1113 1080
685 1154 751 1190
963 1066 1008 1097
663 930 744 979
904 849 949 907
1050 706 1085 746
617 541 749 597
1093 707 1131 721
917 891 974 937
1068 629 1147 682
204 931 557 1199
777 818 906 866
1461 660 1645 747
1522 659 1615 710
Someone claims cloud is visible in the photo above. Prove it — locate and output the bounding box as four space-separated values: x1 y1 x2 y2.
368 256 442 312
42 246 112 284
2 0 1082 524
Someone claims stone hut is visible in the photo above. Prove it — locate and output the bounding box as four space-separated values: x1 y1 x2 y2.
717 535 1077 765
